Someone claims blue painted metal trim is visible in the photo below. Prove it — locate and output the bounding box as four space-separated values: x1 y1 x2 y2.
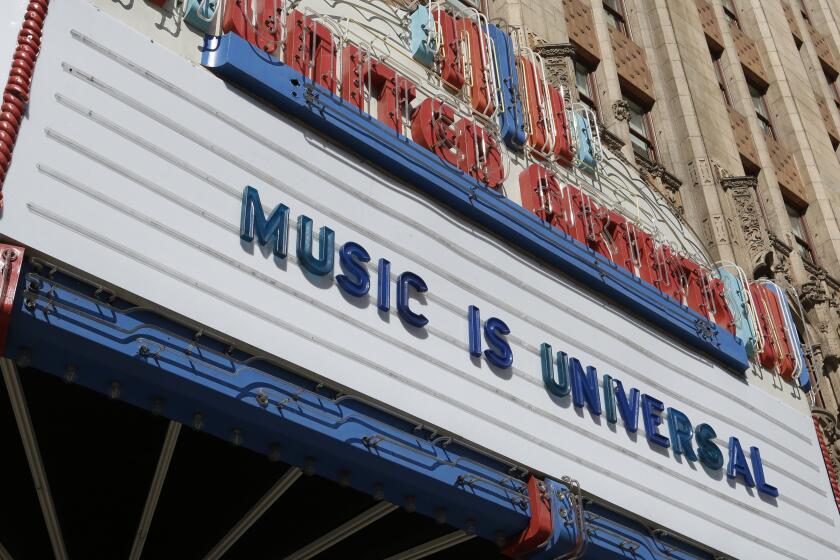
8 267 532 542
201 33 749 374
8 269 722 559
529 480 716 559
576 502 715 560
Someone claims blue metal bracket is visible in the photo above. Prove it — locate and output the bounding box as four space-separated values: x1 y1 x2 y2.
201 32 749 374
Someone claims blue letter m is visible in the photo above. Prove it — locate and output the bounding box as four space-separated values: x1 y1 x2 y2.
240 186 289 258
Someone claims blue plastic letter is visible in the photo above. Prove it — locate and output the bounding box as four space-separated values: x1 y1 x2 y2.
642 395 670 448
727 437 755 488
297 215 335 276
483 317 513 369
397 272 429 328
468 306 482 357
240 186 289 258
603 374 617 424
377 259 390 312
614 380 640 433
570 359 602 416
336 242 371 298
750 446 779 497
695 423 724 470
542 346 571 398
667 408 698 461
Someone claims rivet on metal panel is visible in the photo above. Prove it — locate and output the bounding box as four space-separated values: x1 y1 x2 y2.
63 364 76 384
110 380 121 400
403 495 416 513
15 348 30 368
495 531 506 548
338 470 351 488
268 443 282 462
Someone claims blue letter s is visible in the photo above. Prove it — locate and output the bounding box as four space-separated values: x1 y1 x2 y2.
336 242 371 297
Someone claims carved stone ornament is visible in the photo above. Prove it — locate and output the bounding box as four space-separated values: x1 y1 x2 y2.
720 175 758 191
771 249 792 285
722 176 773 274
599 125 626 158
612 99 631 122
634 153 684 215
534 43 575 90
800 278 828 310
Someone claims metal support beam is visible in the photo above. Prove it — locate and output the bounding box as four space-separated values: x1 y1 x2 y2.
283 501 399 560
383 530 476 560
203 466 303 560
0 540 13 560
128 420 182 560
1 358 69 560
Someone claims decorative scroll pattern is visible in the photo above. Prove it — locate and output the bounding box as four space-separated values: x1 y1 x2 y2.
533 43 575 91
722 176 773 274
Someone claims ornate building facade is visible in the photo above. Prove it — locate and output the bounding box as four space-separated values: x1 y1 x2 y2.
489 0 840 480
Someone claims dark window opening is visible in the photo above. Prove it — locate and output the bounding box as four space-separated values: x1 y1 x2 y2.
786 200 817 264
748 81 775 139
713 54 732 107
795 0 811 24
826 71 840 109
722 0 741 29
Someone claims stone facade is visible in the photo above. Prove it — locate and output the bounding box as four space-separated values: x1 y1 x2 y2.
488 0 840 478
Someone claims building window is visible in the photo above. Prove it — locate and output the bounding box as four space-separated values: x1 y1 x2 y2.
625 96 657 161
713 55 732 107
826 71 840 109
748 81 775 139
786 201 816 264
721 0 740 29
795 0 811 24
574 61 600 117
603 0 629 36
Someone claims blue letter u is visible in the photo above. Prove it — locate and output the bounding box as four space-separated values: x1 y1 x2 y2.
297 215 335 276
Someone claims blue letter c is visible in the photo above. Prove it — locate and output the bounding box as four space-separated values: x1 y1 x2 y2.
397 272 429 328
